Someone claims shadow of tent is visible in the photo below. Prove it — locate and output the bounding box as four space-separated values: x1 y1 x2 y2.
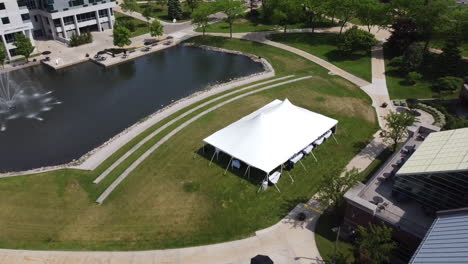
194 144 276 186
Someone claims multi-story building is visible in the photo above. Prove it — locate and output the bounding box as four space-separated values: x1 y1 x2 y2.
1 0 116 60
0 0 35 60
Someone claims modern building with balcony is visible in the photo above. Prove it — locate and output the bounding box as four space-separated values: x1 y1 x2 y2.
26 0 116 43
0 0 35 59
0 0 116 59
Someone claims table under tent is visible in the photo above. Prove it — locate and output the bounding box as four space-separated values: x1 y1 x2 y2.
203 99 338 192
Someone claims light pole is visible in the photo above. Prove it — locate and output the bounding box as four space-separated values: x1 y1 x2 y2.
331 226 341 264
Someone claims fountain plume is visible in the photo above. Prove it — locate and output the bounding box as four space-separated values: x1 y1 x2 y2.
0 72 59 131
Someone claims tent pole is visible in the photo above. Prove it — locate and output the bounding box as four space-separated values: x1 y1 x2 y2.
224 157 233 175
243 165 250 177
202 144 205 154
299 160 307 170
257 172 269 193
311 151 318 162
287 171 294 183
332 134 339 144
209 151 217 166
273 183 281 193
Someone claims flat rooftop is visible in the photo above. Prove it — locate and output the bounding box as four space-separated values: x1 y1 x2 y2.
398 128 468 175
345 127 441 238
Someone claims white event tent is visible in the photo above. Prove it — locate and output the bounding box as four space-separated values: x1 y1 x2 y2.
203 99 338 184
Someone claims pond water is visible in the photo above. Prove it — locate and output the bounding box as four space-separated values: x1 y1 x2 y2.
0 46 264 172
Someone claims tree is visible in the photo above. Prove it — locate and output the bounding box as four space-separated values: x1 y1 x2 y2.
386 18 419 56
356 0 389 32
113 25 132 47
335 0 359 34
405 71 422 85
356 224 396 264
433 76 464 94
439 33 463 77
382 111 416 152
150 19 164 39
267 0 302 33
216 0 245 39
302 0 325 32
402 42 425 72
339 26 378 54
0 42 7 67
186 0 199 12
121 0 138 13
13 33 34 62
142 6 153 28
167 0 183 20
316 168 361 211
192 3 216 36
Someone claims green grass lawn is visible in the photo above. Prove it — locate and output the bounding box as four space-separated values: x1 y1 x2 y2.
268 33 372 82
199 18 336 34
315 211 355 263
136 3 192 22
114 11 149 38
0 36 378 250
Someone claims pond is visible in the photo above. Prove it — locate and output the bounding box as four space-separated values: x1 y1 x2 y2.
0 46 264 172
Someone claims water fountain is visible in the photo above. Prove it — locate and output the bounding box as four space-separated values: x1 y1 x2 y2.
0 72 61 131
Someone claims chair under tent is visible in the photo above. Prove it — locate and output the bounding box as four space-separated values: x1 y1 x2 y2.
203 99 339 192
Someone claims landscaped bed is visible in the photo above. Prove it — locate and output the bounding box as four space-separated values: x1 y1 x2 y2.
268 33 372 82
0 36 378 250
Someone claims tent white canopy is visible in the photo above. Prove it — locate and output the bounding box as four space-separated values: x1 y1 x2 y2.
203 99 338 174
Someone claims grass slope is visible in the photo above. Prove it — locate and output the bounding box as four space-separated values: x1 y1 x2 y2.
0 36 378 250
114 12 149 38
269 33 372 82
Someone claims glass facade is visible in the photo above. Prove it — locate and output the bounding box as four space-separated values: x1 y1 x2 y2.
393 171 468 211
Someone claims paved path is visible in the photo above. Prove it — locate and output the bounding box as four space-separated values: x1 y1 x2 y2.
0 201 323 264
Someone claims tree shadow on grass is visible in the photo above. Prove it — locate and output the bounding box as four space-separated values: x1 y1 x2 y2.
324 50 368 63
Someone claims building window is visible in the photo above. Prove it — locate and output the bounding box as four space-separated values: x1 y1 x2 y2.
76 11 96 22
53 18 61 27
17 0 36 9
4 33 15 43
21 13 30 21
45 17 49 25
0 3 5 10
110 8 113 15
1 17 9 24
69 0 83 7
34 15 38 22
98 9 108 18
63 16 74 25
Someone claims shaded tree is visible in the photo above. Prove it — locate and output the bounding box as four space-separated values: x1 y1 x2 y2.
356 0 389 32
150 19 164 39
339 26 378 54
269 0 302 33
402 42 425 72
302 0 325 33
439 33 463 76
335 0 359 34
167 0 182 20
356 224 396 264
192 3 216 36
216 0 245 39
433 76 464 94
113 25 132 47
186 0 199 12
382 111 416 152
121 0 138 13
316 168 361 211
13 33 34 62
386 18 419 56
142 6 153 29
0 42 6 67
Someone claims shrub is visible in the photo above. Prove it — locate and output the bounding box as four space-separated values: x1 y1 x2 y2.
339 26 378 54
402 42 425 72
406 72 422 85
118 19 136 32
69 32 93 47
433 76 464 93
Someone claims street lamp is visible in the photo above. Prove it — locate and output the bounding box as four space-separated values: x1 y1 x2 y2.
331 226 341 264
